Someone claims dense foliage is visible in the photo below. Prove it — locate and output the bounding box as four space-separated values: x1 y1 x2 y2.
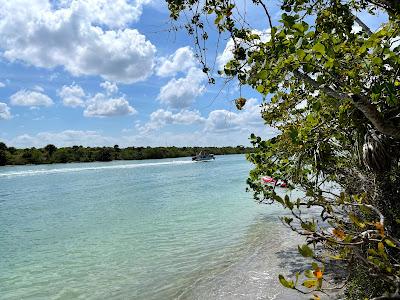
167 0 400 298
0 142 250 166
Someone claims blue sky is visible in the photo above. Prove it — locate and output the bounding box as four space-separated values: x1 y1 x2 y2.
0 0 386 148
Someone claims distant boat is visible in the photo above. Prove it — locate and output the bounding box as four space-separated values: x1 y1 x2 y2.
192 151 215 162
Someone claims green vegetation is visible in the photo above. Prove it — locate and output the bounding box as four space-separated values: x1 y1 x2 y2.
167 0 400 299
0 142 250 166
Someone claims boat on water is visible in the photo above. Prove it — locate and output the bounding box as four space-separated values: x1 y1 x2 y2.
192 151 215 162
261 176 288 188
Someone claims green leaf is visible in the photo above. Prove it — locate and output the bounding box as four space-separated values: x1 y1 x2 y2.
289 128 298 143
279 274 295 289
284 195 294 209
372 57 383 65
358 45 367 55
292 23 305 33
312 43 325 55
385 239 396 247
304 269 315 278
304 54 313 61
312 101 321 111
296 49 306 60
214 14 222 24
256 85 265 93
283 217 293 225
257 70 268 80
324 58 334 68
302 279 317 288
298 244 314 257
378 242 385 254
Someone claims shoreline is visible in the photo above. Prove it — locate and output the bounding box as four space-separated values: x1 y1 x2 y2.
0 153 247 168
0 145 253 167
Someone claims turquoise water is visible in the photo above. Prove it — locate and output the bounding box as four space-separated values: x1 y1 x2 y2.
0 155 303 300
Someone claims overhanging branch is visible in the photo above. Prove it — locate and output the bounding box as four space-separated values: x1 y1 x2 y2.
354 16 373 35
255 0 273 30
293 70 400 139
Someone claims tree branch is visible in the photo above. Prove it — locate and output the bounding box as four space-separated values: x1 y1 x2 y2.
254 0 273 30
354 16 373 35
351 94 400 139
293 70 400 139
367 0 400 16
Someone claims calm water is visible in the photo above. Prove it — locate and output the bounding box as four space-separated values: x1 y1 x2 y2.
0 155 304 300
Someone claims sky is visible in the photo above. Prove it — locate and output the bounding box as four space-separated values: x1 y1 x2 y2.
0 0 386 148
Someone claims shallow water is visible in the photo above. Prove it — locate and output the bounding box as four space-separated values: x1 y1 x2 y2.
0 154 306 299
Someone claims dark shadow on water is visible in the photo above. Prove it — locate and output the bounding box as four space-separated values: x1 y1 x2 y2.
275 245 347 299
275 246 310 276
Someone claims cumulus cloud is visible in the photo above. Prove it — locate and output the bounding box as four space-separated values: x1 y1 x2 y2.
156 46 196 77
137 109 205 133
216 39 236 71
0 0 156 84
157 67 206 109
100 81 119 94
0 102 12 120
84 93 136 117
59 82 136 117
8 130 117 148
204 98 264 132
6 99 275 146
134 98 273 141
58 84 86 107
63 0 152 28
0 82 6 88
10 90 53 107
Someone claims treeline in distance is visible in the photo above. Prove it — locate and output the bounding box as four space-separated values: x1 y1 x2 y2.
0 142 252 166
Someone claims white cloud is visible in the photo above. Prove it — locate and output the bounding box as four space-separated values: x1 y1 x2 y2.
138 109 205 133
10 90 53 107
84 93 136 117
156 46 196 77
157 67 207 109
33 85 45 92
59 84 86 107
100 81 119 94
0 82 6 88
59 83 136 116
64 0 152 28
7 126 277 148
133 98 276 144
204 98 264 132
9 130 117 148
6 99 276 146
123 126 276 147
0 102 12 120
216 38 236 71
216 30 271 70
0 0 156 84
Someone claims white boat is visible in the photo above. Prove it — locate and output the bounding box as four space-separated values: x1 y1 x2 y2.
192 151 215 162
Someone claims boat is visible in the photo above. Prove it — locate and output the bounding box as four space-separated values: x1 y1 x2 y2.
192 151 215 162
261 176 288 188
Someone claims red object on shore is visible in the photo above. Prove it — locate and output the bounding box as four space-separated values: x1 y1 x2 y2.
261 176 288 188
262 176 276 184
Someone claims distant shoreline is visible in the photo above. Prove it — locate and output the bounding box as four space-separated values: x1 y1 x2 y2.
0 144 253 166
